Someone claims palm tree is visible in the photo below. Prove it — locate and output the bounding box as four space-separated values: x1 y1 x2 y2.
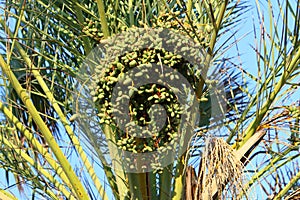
0 0 299 199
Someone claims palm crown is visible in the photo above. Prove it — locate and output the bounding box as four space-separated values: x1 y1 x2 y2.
0 0 299 199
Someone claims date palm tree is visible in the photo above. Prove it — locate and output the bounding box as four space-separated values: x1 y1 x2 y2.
0 0 299 199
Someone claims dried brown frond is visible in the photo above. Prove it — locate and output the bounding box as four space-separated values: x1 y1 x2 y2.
196 136 245 199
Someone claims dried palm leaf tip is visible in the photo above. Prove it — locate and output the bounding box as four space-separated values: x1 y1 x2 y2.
198 136 245 199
